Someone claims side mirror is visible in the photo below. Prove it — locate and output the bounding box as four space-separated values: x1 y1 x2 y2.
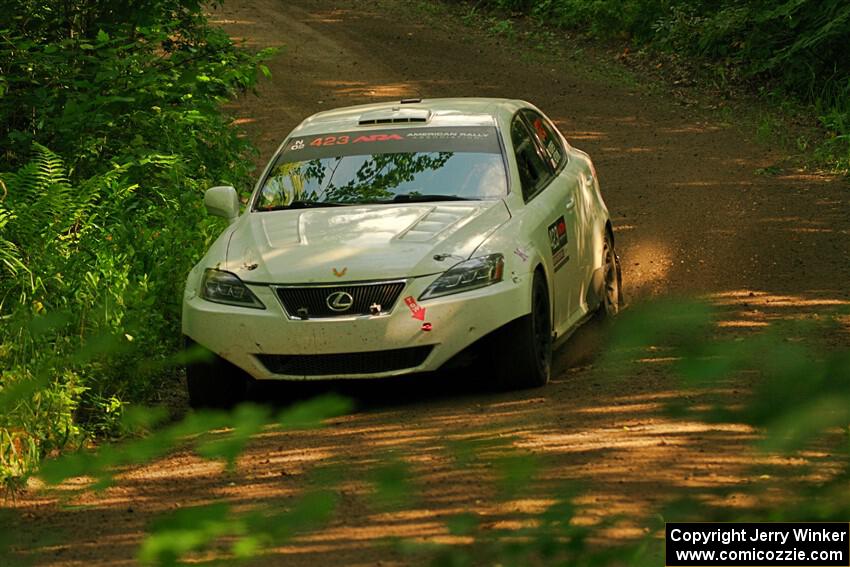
204 186 240 222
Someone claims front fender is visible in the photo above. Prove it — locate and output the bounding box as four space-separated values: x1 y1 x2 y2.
473 228 549 321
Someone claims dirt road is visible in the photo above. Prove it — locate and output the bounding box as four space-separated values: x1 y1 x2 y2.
8 0 850 565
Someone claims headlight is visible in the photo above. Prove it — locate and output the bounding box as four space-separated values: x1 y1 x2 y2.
200 269 265 309
420 254 504 300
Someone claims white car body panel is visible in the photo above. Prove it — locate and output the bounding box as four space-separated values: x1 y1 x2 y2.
183 272 532 380
223 200 511 283
182 97 613 381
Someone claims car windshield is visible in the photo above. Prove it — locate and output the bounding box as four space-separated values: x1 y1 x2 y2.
253 126 507 211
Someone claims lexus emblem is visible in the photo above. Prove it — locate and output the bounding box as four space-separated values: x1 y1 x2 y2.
326 291 354 312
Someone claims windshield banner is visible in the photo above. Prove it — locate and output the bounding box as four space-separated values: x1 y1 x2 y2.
280 126 502 161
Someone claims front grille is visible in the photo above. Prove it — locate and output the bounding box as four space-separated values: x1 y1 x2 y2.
256 346 434 376
274 281 406 319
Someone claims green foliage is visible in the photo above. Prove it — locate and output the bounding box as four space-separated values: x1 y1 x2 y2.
1 300 849 564
606 302 850 449
0 0 273 486
137 487 341 566
37 393 351 488
368 456 413 508
33 392 350 564
468 0 850 172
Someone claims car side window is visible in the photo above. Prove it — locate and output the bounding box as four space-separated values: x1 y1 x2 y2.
511 116 554 201
521 109 566 170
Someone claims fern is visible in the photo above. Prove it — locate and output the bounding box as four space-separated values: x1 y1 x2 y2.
1 144 81 250
6 143 71 199
0 208 25 278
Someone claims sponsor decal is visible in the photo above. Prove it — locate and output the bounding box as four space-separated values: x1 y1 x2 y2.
332 267 347 277
551 248 569 271
280 126 503 161
548 216 570 271
405 131 491 139
533 118 549 141
547 140 562 163
305 133 404 148
513 247 528 262
403 295 426 321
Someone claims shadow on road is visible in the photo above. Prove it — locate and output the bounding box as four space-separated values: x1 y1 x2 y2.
248 312 613 412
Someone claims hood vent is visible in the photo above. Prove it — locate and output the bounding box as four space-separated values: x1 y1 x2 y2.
358 107 431 125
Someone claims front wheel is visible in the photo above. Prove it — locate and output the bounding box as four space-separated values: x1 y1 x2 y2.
488 271 552 390
185 339 249 409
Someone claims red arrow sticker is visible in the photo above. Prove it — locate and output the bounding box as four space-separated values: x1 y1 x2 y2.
403 296 426 321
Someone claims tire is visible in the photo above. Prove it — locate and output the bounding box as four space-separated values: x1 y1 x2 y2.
185 339 248 409
489 270 552 390
599 232 623 317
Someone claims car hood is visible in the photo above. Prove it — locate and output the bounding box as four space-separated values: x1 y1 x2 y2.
225 200 511 283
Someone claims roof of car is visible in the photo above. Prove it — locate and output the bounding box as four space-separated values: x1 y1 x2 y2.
291 97 528 137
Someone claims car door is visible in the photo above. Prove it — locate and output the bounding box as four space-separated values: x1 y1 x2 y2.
531 111 598 313
510 112 581 336
521 108 585 335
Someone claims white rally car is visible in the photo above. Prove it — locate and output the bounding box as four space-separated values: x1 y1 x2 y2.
182 98 622 407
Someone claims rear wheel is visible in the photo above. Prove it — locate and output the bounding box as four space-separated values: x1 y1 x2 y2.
489 271 552 390
185 339 248 409
600 232 623 317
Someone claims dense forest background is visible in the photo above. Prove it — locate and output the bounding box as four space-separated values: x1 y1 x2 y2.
470 0 850 170
0 0 272 485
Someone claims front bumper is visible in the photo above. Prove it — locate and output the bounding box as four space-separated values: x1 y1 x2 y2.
182 273 531 380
